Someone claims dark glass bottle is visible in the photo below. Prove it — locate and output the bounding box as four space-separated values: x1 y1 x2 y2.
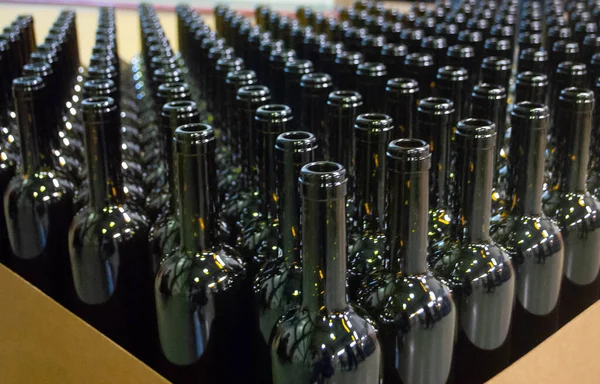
318 41 344 77
436 23 460 46
284 59 313 122
155 123 253 384
380 43 407 79
435 65 470 122
332 51 364 89
148 100 200 273
404 53 435 101
5 74 76 304
544 88 600 325
69 96 155 365
271 161 381 384
431 118 515 384
239 104 293 275
549 40 580 76
299 72 334 136
416 97 455 246
481 56 512 91
492 102 564 362
254 130 317 351
518 48 549 74
447 44 478 87
421 36 448 68
269 48 296 103
483 37 513 61
515 71 549 104
359 139 455 384
356 62 387 113
385 77 418 139
325 90 363 167
348 113 394 301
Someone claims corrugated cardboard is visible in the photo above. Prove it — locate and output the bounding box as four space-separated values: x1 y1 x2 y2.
0 264 169 384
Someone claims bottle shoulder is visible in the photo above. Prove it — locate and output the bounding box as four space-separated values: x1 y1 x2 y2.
70 204 149 242
254 258 302 309
544 192 600 234
5 171 75 205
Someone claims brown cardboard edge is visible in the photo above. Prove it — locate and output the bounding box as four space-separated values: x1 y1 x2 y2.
488 299 600 383
0 264 169 384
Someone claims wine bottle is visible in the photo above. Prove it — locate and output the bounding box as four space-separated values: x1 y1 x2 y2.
284 59 313 122
325 90 363 167
4 76 76 306
385 77 418 139
481 56 512 92
447 44 478 87
299 72 333 136
421 36 448 68
254 130 317 349
380 43 407 79
515 71 548 104
69 96 155 364
318 42 344 77
271 161 381 384
269 48 296 103
332 51 364 90
239 104 294 275
360 34 385 62
435 66 469 123
404 53 435 100
154 123 251 384
436 23 459 47
148 100 200 270
491 102 564 362
359 138 455 384
518 48 548 74
431 118 515 384
356 62 387 113
348 113 394 301
544 88 600 325
416 97 455 246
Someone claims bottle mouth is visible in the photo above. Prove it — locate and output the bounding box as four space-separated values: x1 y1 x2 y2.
355 113 394 132
437 66 469 81
456 118 496 143
519 48 548 61
255 104 293 126
472 83 507 99
300 72 333 88
237 85 271 101
386 77 419 93
516 71 548 86
387 138 431 171
381 43 408 56
12 75 45 94
175 123 215 146
300 161 347 199
357 61 387 75
556 61 587 76
216 56 244 69
482 56 512 70
558 87 595 111
275 131 318 154
447 44 475 58
327 90 363 107
418 97 455 114
405 52 434 67
512 101 550 121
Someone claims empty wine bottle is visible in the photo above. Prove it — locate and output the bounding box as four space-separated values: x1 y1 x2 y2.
515 71 549 104
544 88 600 325
380 43 407 79
269 48 296 103
4 76 76 305
404 53 435 100
318 41 344 78
435 66 470 122
447 44 479 87
359 138 455 384
518 48 549 74
148 100 200 273
299 72 333 136
69 96 156 365
348 113 394 301
284 59 313 122
385 77 418 139
271 161 381 384
492 102 564 362
332 51 364 90
481 56 512 91
239 104 293 275
254 130 317 352
356 62 387 113
416 97 455 245
431 118 514 384
155 123 250 384
325 90 363 167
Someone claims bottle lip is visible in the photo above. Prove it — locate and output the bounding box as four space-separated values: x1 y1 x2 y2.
472 83 507 99
400 27 425 40
81 96 117 117
236 84 271 101
584 35 600 47
356 61 387 75
447 44 475 58
158 81 190 94
482 56 512 70
270 48 296 62
327 90 363 107
558 87 595 111
23 62 53 77
405 52 434 67
174 123 215 149
458 30 483 43
275 130 318 154
226 69 257 83
12 76 45 96
437 65 469 81
284 59 314 74
162 100 198 116
318 41 344 55
484 37 512 50
421 35 448 49
552 40 579 53
300 161 347 200
255 104 293 124
216 56 244 69
387 138 431 171
512 101 550 121
300 72 333 88
355 112 394 133
456 118 497 145
418 97 455 115
516 71 549 86
386 77 419 93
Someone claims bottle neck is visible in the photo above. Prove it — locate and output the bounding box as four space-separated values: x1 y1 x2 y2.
354 131 390 231
177 136 219 252
554 105 593 193
508 117 546 216
15 88 54 174
417 115 452 209
388 166 429 275
453 138 495 243
301 196 348 312
83 105 125 209
257 129 282 219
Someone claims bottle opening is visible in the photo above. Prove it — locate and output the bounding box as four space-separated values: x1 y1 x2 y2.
334 90 360 98
167 100 195 108
177 123 212 133
280 131 312 140
260 104 288 112
304 161 342 174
